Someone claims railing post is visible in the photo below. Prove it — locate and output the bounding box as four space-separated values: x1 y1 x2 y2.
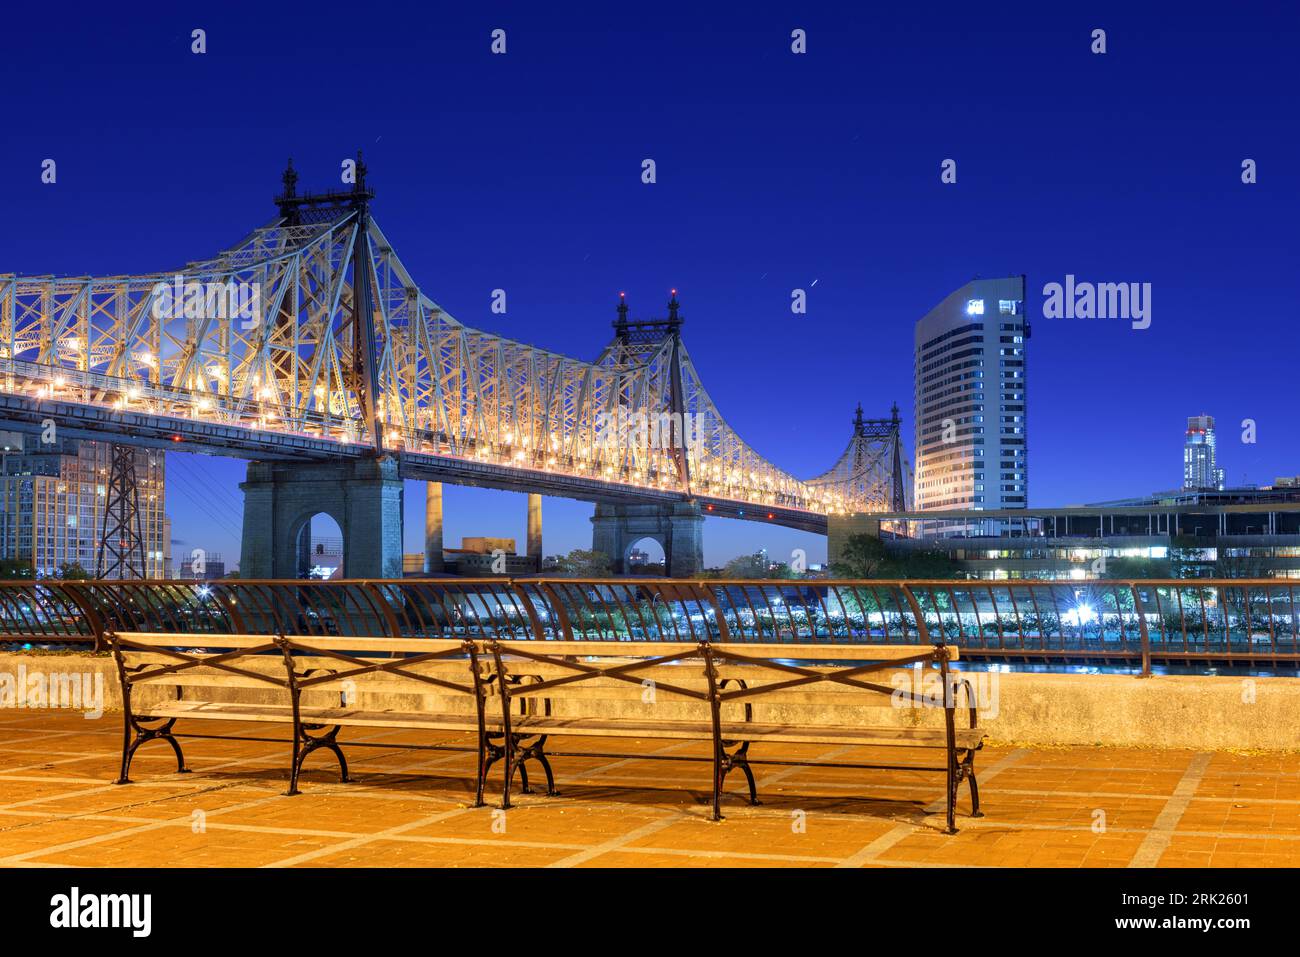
701 583 730 643
899 584 933 645
62 582 106 652
509 579 547 641
539 582 573 640
1130 583 1152 678
362 581 403 637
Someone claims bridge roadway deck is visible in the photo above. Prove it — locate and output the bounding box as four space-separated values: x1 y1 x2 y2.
0 392 828 533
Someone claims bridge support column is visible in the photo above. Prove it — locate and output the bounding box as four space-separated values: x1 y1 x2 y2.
591 501 703 577
425 481 444 574
827 513 881 567
239 458 404 579
526 493 542 572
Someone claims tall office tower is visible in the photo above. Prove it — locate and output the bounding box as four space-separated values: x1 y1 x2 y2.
1183 415 1225 491
0 435 168 578
914 277 1028 534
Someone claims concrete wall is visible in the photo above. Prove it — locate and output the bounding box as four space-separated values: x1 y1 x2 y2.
3 653 1297 751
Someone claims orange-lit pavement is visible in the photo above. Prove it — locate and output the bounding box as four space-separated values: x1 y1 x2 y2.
1 711 1297 868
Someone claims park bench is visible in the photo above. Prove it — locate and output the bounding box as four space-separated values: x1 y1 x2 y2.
106 631 500 804
485 639 986 832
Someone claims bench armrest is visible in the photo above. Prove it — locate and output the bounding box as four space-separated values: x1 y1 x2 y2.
953 678 978 730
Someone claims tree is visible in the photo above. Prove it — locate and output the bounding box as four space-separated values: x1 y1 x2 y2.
831 534 891 579
1214 552 1268 580
55 562 91 580
553 548 612 578
722 553 769 578
1099 556 1170 580
888 548 961 580
0 558 34 580
831 534 960 580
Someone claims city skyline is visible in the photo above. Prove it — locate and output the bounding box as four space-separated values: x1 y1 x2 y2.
2 4 1295 572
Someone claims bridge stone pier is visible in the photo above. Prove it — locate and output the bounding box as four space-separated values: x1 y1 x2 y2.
591 502 704 577
239 458 404 579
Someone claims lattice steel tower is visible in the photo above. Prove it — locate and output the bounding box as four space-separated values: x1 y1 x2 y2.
96 443 147 579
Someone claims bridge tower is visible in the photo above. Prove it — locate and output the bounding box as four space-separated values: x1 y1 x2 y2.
238 158 404 579
823 402 912 566
589 293 704 577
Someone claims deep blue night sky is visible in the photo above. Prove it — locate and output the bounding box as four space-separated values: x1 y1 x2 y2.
3 2 1296 570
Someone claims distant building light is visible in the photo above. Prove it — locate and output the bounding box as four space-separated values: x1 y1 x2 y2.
966 299 985 316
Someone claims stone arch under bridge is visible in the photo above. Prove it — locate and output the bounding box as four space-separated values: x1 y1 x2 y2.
239 458 403 579
590 502 703 577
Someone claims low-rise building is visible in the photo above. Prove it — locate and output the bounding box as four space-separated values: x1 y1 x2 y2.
876 486 1300 580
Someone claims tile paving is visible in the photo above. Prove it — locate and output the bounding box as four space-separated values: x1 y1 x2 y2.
1 710 1297 868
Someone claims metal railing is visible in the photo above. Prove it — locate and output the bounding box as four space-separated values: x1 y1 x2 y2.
1 578 1298 674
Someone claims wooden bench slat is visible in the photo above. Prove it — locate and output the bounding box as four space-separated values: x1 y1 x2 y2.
138 700 498 732
114 632 276 649
118 633 471 654
135 701 982 750
490 640 953 661
503 714 984 749
503 685 907 707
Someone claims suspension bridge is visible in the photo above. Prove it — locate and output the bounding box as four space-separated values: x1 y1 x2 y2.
0 159 909 577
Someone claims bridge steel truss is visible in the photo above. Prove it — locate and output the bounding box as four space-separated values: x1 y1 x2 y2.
0 188 905 530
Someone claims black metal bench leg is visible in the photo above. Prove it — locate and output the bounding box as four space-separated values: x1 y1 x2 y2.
711 759 723 822
325 740 351 784
511 734 559 797
534 746 559 797
720 741 760 806
287 734 302 797
117 736 142 785
116 717 187 784
290 726 349 792
500 737 514 810
115 710 135 784
166 731 191 774
943 694 959 834
473 739 488 809
963 750 983 817
737 757 760 806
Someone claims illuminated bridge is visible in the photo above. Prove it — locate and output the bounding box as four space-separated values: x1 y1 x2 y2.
0 159 908 577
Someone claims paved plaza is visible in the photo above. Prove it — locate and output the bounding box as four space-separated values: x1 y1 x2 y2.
0 710 1297 868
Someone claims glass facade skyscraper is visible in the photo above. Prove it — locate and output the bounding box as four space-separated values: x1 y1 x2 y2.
1183 415 1225 491
914 276 1027 533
